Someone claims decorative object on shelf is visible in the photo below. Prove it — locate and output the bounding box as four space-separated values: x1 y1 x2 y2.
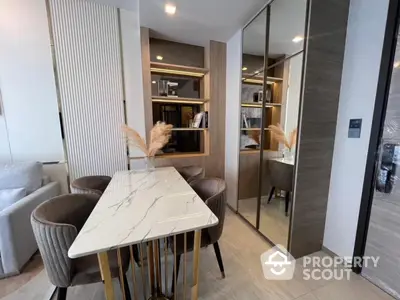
193 112 205 128
242 113 249 128
268 123 297 154
158 80 168 96
122 122 173 170
250 129 261 145
167 81 178 97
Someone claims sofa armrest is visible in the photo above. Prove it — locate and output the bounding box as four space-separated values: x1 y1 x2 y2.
0 182 60 275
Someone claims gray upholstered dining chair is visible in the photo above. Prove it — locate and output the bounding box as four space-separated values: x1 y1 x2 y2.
31 194 132 300
170 178 227 294
267 159 294 216
70 175 111 195
177 166 204 183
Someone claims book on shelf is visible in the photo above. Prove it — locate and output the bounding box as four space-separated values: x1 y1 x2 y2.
192 111 208 128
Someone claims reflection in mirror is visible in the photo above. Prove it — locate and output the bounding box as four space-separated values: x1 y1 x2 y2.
259 0 307 246
237 8 267 227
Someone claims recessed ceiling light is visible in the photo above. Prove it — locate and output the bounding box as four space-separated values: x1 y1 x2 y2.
242 67 248 71
152 81 156 84
394 61 400 68
156 55 163 61
292 35 304 43
165 4 176 15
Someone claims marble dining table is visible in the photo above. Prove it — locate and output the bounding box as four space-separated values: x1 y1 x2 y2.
68 166 219 300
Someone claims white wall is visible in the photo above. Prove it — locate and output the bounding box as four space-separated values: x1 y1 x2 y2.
285 53 303 136
120 7 146 156
225 29 242 210
0 0 64 163
323 0 389 258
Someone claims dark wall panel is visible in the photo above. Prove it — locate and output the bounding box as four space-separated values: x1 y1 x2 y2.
289 0 350 258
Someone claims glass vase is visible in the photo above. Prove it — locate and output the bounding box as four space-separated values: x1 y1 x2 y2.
145 156 156 172
283 148 294 160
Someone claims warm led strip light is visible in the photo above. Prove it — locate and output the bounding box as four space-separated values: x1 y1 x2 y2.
243 78 276 84
151 67 205 77
152 98 206 104
241 103 277 108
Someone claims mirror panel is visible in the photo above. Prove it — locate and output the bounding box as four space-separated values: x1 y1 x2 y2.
237 8 267 227
259 0 308 246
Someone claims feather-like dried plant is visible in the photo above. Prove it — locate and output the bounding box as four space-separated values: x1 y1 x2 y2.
250 130 261 145
289 128 297 150
121 124 148 155
268 123 297 150
121 122 173 157
148 122 173 157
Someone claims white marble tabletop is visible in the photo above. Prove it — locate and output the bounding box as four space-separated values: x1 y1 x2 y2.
68 167 218 259
270 157 295 165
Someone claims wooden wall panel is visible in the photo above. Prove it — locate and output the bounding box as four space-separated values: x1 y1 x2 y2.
289 0 350 258
205 40 227 178
149 37 204 67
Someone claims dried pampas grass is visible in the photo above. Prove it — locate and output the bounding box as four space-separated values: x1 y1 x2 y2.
268 123 297 150
122 122 173 157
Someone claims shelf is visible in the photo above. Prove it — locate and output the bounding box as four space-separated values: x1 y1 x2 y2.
242 73 283 85
150 62 209 77
240 128 269 131
171 128 207 131
129 152 208 160
156 152 208 158
241 103 282 108
240 149 274 154
152 96 208 104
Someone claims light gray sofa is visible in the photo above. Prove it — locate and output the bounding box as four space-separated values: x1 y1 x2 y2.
0 162 60 278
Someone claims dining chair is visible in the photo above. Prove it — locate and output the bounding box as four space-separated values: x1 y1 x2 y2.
267 159 294 216
170 178 227 294
31 194 132 300
70 175 111 195
177 166 204 183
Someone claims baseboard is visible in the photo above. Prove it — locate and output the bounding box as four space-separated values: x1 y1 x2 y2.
226 203 237 213
321 246 338 258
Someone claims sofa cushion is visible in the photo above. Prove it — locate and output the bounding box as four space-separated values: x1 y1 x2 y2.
0 188 27 211
0 162 43 194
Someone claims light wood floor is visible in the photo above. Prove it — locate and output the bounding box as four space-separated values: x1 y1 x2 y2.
54 209 393 300
238 196 290 246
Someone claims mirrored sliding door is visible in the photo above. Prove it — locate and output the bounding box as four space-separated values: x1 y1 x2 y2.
237 0 309 248
237 8 267 227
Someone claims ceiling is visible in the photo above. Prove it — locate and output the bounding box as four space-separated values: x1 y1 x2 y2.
139 0 267 47
88 0 306 54
90 0 267 47
243 0 307 56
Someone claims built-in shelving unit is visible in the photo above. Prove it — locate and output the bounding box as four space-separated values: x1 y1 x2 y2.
147 39 210 158
241 103 282 108
240 128 269 131
171 128 207 131
150 62 209 77
242 73 283 85
152 96 208 104
240 54 288 153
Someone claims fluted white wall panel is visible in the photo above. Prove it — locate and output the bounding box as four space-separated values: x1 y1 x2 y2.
49 0 126 180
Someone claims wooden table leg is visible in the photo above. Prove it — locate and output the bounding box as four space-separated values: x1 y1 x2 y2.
191 230 201 300
98 252 115 300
